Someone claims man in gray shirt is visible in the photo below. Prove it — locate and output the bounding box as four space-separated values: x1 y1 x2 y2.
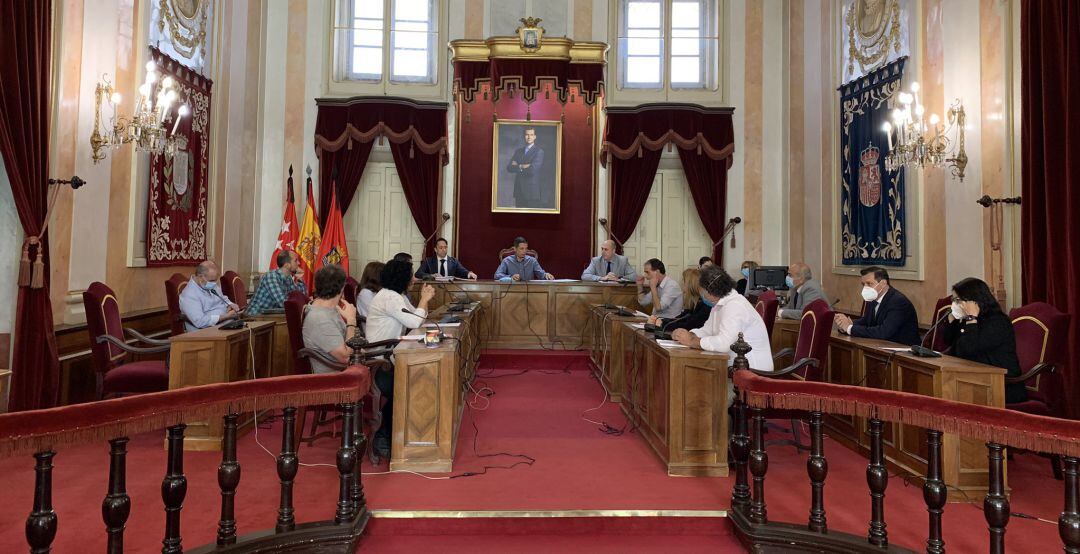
581 240 637 282
779 262 828 319
636 258 684 319
301 264 358 374
495 236 554 281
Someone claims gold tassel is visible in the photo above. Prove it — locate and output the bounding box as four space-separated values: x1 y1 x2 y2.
637 149 642 158
18 238 31 287
347 137 353 150
409 143 414 159
31 246 44 289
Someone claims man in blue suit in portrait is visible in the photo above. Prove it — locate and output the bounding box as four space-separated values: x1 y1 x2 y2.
506 127 545 208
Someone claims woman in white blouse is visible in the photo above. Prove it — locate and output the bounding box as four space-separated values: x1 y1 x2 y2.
672 265 774 400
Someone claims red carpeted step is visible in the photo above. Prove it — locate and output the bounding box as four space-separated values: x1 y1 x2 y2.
363 515 733 536
355 533 747 553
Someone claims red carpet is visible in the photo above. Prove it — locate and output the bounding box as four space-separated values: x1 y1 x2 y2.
0 350 1068 552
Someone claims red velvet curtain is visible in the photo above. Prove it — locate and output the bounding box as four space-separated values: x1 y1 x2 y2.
389 144 441 257
678 149 730 263
608 150 662 254
1021 0 1080 416
0 2 60 410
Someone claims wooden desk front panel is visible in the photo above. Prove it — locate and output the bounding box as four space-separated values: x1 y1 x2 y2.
249 314 293 377
588 307 645 402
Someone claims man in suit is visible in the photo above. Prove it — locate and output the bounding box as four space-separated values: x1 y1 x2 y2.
415 237 477 280
778 262 827 319
506 127 545 208
581 240 637 282
834 266 920 345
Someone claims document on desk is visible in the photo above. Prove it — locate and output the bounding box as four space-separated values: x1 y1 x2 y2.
528 279 579 283
633 310 649 317
630 323 647 329
425 322 462 328
656 339 688 349
880 347 912 352
401 334 426 340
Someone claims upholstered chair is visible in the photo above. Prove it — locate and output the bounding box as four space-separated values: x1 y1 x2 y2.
83 282 171 400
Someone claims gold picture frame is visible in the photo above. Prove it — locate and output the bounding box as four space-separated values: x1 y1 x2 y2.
516 17 544 53
491 119 562 214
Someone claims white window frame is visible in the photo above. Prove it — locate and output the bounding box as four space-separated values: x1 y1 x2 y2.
328 0 447 99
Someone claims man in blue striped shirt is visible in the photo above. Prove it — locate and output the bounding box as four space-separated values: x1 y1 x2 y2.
495 237 554 282
247 250 307 315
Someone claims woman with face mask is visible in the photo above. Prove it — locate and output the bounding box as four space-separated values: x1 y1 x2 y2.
942 277 1026 403
736 260 758 296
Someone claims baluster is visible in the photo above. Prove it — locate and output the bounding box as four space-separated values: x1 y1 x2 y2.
748 406 769 524
729 333 752 511
1060 457 1080 553
217 413 241 544
103 438 131 554
984 442 1009 554
336 402 358 524
924 429 946 554
806 411 827 533
350 401 367 513
162 424 187 554
276 407 298 532
866 418 888 547
26 451 57 554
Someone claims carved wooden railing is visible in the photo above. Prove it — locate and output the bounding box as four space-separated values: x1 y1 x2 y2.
726 334 1080 553
1 368 370 553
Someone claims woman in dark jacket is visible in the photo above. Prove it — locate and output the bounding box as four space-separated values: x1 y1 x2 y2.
649 268 712 332
942 277 1026 403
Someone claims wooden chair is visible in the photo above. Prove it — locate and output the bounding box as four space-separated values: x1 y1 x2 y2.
82 282 171 400
765 299 835 450
921 295 952 353
1007 302 1071 478
164 273 191 336
221 270 248 311
497 247 539 263
343 276 359 307
754 289 779 340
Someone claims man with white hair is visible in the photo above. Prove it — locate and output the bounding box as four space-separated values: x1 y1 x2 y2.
581 239 637 282
778 262 828 320
179 260 241 331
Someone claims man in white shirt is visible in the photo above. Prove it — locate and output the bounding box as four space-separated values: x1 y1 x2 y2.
636 258 684 320
673 265 774 399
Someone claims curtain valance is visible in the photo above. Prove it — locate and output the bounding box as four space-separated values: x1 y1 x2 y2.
452 59 605 106
601 104 736 166
314 97 448 161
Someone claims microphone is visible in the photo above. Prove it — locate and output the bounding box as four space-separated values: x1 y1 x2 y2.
910 311 952 357
401 307 446 341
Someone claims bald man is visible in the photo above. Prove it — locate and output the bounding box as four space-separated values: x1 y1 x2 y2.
779 262 828 319
581 240 637 282
179 260 241 330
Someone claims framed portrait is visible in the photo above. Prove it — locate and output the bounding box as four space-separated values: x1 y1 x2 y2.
491 119 562 214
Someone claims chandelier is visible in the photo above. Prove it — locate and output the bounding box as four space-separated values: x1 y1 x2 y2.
881 82 967 182
89 60 190 164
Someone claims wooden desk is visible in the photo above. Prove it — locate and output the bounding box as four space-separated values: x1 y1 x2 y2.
588 305 646 402
410 280 641 349
770 318 1005 499
168 320 275 451
621 324 730 477
390 302 484 473
248 313 293 377
0 368 10 413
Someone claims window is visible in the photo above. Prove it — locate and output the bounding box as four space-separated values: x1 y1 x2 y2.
617 0 718 90
334 0 437 84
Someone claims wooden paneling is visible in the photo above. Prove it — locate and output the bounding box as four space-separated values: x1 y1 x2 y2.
0 368 11 413
248 314 293 377
553 288 603 342
587 306 646 402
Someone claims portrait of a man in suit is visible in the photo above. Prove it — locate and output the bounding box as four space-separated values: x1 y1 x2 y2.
492 120 561 213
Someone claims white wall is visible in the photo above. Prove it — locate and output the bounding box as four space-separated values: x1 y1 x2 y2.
0 157 21 340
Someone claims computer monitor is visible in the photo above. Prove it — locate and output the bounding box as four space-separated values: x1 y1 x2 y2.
753 266 789 291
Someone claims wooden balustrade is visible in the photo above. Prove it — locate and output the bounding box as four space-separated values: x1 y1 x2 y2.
727 332 1080 553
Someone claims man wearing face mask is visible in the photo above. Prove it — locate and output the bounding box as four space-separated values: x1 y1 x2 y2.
736 260 758 295
246 250 307 315
179 260 241 331
833 266 920 345
779 262 827 320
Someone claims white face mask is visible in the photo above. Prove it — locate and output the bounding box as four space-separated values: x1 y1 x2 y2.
861 285 879 302
951 301 966 320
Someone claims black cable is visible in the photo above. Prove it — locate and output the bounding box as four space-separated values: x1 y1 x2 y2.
450 406 535 479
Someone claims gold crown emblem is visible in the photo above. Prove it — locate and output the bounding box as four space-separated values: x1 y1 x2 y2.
519 17 543 28
860 144 880 165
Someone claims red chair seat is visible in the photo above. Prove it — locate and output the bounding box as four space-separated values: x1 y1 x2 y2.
102 361 169 394
1007 400 1055 417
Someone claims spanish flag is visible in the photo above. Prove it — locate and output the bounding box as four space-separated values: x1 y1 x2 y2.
295 173 321 292
316 185 350 276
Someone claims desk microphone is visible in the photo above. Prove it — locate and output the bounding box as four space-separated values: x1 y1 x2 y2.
401 307 447 341
910 311 951 357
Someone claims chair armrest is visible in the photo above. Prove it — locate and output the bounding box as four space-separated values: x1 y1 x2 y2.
297 347 348 371
96 334 171 355
1005 362 1055 385
124 328 170 346
772 348 794 362
359 338 401 350
356 347 396 361
751 357 818 378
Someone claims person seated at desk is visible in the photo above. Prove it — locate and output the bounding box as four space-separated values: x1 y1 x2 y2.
363 260 436 458
636 258 684 320
943 277 1027 403
246 250 306 316
416 237 477 280
834 266 920 346
392 252 413 263
648 268 711 331
582 239 637 282
495 236 554 281
179 260 241 331
672 265 774 375
356 261 384 319
737 260 758 295
778 262 827 320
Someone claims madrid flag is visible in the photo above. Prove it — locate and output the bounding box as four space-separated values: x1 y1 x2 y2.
295 174 322 292
269 166 300 270
316 185 350 276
